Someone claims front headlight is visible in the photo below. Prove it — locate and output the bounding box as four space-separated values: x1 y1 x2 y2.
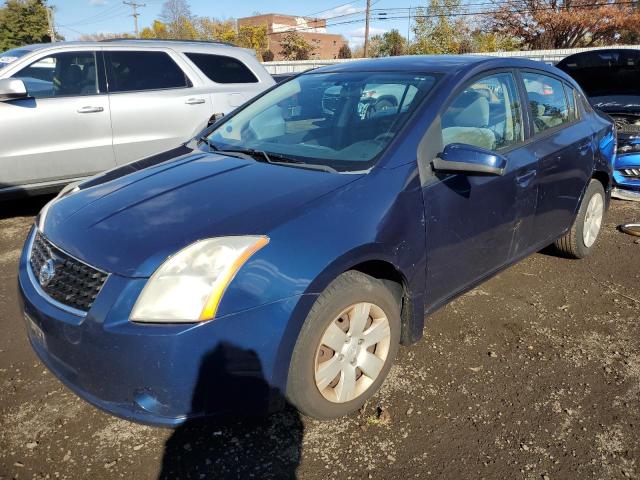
130 236 269 323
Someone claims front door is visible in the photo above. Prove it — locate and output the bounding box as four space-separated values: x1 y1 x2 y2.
0 50 114 189
422 71 538 309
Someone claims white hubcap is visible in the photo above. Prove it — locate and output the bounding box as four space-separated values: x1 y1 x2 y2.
314 302 391 403
583 192 604 248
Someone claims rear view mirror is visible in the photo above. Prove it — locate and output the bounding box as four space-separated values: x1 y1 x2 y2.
0 78 28 101
433 143 507 176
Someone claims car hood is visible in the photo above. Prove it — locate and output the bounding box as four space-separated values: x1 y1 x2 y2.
589 96 640 116
43 149 362 277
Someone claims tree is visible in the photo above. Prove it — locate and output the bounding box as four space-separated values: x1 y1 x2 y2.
262 49 274 61
411 0 469 54
337 43 352 59
486 0 640 49
159 0 196 39
195 17 236 43
375 29 407 57
236 25 268 59
140 20 169 39
470 31 520 52
279 31 316 60
0 0 54 51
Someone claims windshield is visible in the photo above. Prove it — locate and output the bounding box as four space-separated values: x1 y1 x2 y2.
206 71 438 172
0 48 31 70
557 50 640 97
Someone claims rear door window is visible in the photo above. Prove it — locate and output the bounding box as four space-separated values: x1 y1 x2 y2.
185 53 258 83
104 51 190 93
522 72 570 134
11 51 98 98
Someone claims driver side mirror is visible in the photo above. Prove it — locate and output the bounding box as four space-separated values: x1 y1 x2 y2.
433 143 507 176
0 78 28 101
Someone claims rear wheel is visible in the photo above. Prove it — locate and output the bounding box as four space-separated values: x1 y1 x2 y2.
554 179 606 258
287 271 401 419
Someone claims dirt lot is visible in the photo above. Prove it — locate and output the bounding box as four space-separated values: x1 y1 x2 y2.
0 197 639 480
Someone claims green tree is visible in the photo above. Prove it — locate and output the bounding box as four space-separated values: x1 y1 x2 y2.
337 43 352 59
0 0 53 51
410 0 468 54
375 29 407 57
159 0 196 39
279 31 316 60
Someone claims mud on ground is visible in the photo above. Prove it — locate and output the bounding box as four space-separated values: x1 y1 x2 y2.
0 198 639 480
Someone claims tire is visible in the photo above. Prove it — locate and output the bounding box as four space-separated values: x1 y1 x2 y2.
286 271 401 419
554 179 606 258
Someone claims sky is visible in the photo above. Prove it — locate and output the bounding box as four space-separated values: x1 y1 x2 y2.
50 0 412 47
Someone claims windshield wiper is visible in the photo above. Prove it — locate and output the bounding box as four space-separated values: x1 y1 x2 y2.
218 147 338 173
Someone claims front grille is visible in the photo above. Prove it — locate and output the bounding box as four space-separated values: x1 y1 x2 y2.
620 168 640 179
29 231 108 312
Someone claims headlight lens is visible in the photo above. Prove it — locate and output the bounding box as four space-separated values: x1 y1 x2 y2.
130 236 268 323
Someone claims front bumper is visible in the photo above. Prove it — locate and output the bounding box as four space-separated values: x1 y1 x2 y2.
18 227 314 426
612 152 640 200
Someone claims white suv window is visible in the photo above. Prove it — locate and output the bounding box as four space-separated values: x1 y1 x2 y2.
185 53 258 84
104 51 190 92
11 51 98 98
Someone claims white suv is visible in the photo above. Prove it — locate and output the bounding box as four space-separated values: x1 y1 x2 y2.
0 39 274 198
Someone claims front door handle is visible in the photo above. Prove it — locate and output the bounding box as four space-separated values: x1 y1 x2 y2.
516 169 537 187
185 98 206 105
77 106 104 113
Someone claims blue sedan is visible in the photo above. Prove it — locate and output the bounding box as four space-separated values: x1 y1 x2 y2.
19 56 615 425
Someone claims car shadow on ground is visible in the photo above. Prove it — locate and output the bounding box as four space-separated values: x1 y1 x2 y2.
0 192 54 220
158 342 304 480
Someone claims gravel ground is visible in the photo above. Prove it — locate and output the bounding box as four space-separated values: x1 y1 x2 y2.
0 197 639 480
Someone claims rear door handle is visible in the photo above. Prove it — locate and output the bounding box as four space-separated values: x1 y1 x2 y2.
185 98 206 105
77 106 104 113
516 169 537 187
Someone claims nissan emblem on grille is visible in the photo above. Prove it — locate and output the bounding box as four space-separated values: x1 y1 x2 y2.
29 231 108 312
38 259 56 287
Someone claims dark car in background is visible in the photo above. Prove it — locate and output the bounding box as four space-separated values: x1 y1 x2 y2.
557 49 640 200
19 56 614 425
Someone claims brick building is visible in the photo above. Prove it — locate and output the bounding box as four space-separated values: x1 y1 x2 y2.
237 13 348 60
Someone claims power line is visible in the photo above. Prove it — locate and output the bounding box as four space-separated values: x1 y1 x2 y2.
123 0 146 38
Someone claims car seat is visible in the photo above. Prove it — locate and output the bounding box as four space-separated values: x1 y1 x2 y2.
442 90 496 151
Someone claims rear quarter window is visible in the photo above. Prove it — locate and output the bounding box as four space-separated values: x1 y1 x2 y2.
185 53 258 84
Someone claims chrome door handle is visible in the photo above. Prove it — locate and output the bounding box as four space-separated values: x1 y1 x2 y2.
77 106 104 113
185 98 206 105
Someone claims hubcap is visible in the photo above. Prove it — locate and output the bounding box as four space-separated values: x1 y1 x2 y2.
583 193 604 248
314 302 391 403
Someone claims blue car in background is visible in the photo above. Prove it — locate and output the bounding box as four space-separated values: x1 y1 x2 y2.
557 49 640 200
19 56 615 425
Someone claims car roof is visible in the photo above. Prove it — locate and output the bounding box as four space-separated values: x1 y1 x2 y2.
17 40 255 56
311 55 568 76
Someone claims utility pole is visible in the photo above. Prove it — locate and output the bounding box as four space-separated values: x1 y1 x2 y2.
46 7 56 42
363 0 371 57
123 1 146 38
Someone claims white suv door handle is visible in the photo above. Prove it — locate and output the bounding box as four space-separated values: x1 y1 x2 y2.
185 98 206 105
77 106 104 113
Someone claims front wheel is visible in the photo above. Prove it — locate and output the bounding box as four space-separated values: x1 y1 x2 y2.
554 179 606 258
286 271 401 419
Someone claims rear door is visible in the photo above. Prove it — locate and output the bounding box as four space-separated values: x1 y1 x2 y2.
519 71 593 246
0 49 114 189
104 49 211 165
422 71 538 309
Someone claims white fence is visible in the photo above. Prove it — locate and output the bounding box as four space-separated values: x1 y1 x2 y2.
262 45 640 74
